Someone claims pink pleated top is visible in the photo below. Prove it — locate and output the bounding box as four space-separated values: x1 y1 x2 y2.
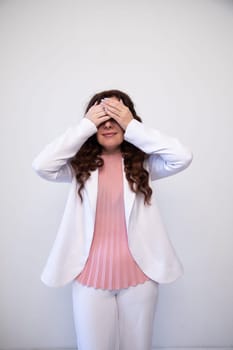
76 151 150 290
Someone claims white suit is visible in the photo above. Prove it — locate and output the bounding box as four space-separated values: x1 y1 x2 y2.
32 118 193 287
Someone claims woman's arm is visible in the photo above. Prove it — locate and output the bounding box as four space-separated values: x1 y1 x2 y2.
31 118 97 182
124 119 193 180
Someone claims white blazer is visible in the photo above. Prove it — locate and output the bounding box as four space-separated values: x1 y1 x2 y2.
32 118 193 287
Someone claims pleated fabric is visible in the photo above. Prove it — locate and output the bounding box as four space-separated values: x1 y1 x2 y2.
76 151 149 290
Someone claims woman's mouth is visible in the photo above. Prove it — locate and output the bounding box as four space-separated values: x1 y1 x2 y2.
102 132 117 137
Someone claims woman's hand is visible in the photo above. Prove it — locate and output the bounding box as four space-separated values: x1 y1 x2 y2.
100 98 133 130
85 102 110 127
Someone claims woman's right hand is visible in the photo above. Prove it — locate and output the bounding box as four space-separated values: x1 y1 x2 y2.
85 102 110 127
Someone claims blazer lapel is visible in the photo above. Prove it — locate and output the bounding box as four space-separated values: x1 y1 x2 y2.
85 168 98 219
122 161 136 231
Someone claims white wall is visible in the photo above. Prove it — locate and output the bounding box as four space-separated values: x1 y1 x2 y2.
1 0 233 348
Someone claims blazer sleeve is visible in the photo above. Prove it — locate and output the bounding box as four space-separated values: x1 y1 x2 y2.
124 119 193 181
31 118 97 182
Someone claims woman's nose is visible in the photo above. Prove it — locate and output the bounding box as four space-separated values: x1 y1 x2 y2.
103 119 113 128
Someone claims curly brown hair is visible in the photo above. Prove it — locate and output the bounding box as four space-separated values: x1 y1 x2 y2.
70 89 152 205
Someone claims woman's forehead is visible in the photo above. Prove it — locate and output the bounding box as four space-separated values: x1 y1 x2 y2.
104 96 119 102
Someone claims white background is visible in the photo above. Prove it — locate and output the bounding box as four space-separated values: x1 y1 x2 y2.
1 0 233 349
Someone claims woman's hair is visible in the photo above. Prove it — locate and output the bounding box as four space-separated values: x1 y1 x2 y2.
70 89 152 205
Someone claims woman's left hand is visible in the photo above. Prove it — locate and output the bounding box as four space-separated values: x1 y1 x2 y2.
100 98 133 130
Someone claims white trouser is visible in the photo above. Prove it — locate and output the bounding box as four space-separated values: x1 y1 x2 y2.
72 279 159 350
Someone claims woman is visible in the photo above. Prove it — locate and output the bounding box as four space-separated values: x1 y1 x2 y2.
32 89 193 350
